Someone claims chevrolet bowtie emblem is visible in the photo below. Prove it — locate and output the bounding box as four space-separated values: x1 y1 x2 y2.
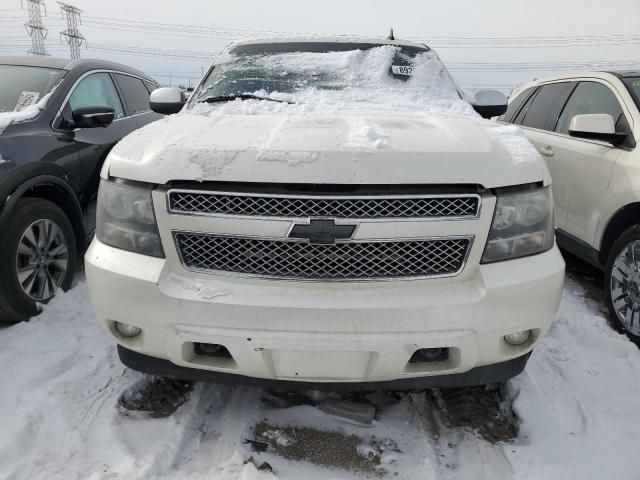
289 219 356 245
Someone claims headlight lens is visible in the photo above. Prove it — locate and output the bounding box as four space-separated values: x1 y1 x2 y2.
96 179 164 257
482 186 554 263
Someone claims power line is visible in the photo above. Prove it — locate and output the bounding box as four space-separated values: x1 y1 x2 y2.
58 2 85 60
47 14 640 48
4 13 640 50
23 0 48 56
2 37 639 72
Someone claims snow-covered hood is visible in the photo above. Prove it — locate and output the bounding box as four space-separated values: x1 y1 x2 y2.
106 108 549 188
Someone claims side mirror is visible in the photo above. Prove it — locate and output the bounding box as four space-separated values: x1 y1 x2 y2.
471 89 508 119
149 87 185 115
71 105 115 128
569 114 628 144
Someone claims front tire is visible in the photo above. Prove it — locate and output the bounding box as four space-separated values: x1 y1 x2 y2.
605 225 640 345
0 198 77 324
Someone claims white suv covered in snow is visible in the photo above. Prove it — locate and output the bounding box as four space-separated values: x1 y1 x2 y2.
86 37 565 390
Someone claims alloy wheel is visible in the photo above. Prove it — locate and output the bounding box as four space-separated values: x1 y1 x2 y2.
15 219 69 301
610 240 640 337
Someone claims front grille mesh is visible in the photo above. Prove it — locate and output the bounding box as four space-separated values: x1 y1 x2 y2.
168 191 479 219
175 233 471 280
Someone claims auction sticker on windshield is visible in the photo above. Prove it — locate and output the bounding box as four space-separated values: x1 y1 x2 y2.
391 65 414 76
14 91 40 112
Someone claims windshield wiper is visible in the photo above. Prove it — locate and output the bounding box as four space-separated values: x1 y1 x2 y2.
198 94 292 104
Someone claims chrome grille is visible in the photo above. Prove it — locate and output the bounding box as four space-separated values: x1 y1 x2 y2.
168 190 480 219
174 233 472 280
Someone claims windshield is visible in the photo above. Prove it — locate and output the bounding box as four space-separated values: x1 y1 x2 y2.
623 77 640 110
190 43 464 112
0 65 65 113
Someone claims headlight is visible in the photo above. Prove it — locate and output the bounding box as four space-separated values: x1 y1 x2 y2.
96 179 164 257
481 186 554 263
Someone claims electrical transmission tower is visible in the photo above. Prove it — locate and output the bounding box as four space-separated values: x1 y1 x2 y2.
58 2 85 59
23 0 49 56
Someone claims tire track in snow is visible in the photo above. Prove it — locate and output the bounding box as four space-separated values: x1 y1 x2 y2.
410 391 514 480
154 385 263 478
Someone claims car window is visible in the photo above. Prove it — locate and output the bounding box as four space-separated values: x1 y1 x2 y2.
499 87 535 123
113 73 151 115
556 81 624 135
144 80 158 94
512 87 538 125
520 82 574 131
622 77 640 110
0 65 65 113
68 72 124 119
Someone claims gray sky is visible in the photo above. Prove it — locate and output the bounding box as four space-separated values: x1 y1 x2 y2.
1 0 639 93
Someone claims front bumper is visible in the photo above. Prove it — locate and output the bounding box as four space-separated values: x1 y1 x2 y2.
85 239 564 387
118 345 531 391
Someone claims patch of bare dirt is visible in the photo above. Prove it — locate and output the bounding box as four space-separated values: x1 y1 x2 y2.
118 376 194 418
253 421 388 476
431 386 519 443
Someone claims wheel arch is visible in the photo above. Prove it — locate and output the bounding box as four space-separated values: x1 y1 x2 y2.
599 202 640 265
0 175 86 258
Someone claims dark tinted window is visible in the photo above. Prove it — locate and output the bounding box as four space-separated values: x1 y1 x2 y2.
512 88 538 125
144 80 158 94
499 87 535 123
556 81 624 134
521 82 574 130
113 73 151 114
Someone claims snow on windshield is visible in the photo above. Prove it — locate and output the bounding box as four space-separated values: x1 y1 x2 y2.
193 46 473 116
0 89 55 136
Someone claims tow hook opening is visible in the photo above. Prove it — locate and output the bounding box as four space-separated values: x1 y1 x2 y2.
194 342 233 359
409 347 450 364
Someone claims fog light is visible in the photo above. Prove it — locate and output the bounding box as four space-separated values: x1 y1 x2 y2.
115 322 142 338
504 330 531 346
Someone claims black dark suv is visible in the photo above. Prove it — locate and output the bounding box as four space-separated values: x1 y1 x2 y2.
0 56 162 323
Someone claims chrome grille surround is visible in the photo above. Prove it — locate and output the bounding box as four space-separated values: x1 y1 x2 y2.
167 189 481 220
173 232 473 281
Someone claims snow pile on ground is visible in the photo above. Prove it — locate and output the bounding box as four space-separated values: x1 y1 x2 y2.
506 277 640 480
0 91 54 135
1 272 640 479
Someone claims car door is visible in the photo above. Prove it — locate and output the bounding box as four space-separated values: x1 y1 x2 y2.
64 71 137 205
544 81 630 245
511 82 576 229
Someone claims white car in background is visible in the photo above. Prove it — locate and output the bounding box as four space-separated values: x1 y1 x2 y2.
500 71 640 344
85 37 565 390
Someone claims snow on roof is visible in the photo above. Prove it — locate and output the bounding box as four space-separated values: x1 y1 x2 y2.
230 36 430 51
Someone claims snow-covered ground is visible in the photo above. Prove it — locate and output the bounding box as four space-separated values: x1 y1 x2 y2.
1 266 639 480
